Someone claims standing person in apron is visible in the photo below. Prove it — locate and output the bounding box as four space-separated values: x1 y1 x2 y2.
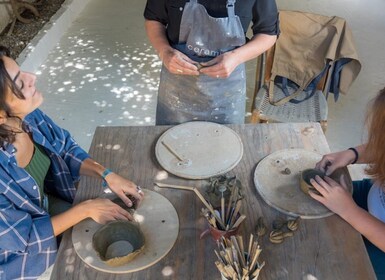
144 0 279 125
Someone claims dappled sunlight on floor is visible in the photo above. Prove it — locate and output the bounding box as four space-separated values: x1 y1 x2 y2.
36 39 160 150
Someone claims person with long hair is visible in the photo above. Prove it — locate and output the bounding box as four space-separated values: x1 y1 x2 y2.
0 46 144 279
310 87 385 278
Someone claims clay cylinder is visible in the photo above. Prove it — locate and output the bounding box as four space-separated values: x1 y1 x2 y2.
300 168 325 194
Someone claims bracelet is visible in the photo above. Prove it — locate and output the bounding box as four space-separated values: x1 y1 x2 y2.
101 168 113 187
348 147 359 164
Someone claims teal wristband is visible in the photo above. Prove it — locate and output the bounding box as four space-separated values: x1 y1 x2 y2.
101 168 113 187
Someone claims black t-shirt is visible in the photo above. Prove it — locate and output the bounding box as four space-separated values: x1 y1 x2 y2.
144 0 279 45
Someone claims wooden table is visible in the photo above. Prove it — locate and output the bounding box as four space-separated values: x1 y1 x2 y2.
51 123 376 279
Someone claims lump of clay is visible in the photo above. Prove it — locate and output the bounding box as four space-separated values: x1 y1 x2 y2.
92 220 145 267
112 195 138 215
300 168 325 195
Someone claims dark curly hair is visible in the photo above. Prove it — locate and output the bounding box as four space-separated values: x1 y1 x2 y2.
0 46 26 146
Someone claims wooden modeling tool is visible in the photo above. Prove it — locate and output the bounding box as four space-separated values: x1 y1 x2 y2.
161 141 188 163
154 182 225 229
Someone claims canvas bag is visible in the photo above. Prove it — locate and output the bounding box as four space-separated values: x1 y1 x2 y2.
269 11 361 106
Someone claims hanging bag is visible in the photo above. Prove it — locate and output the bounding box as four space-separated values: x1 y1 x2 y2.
268 11 361 106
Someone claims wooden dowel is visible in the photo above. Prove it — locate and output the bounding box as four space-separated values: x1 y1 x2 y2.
155 182 226 229
251 261 264 279
215 261 228 278
215 249 225 264
232 215 246 229
249 246 262 272
224 265 236 280
236 235 245 267
231 236 246 268
231 245 239 265
154 182 194 191
225 248 233 263
221 195 225 225
226 184 237 221
234 261 242 278
161 140 185 162
229 200 242 228
247 234 254 266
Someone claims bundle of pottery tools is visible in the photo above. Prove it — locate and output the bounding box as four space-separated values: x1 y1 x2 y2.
214 234 265 280
205 174 244 209
201 182 245 232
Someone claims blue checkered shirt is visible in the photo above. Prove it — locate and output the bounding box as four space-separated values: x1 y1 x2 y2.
0 109 89 279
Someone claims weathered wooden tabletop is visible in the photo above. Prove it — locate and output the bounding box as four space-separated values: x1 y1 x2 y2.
51 123 376 279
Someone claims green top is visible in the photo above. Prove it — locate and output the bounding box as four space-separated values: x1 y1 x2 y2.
24 144 51 208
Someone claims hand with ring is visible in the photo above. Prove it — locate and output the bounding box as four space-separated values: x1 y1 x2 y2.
136 185 144 195
102 171 144 207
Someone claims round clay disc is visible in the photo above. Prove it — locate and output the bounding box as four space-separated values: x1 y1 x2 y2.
155 121 243 179
72 189 179 273
254 149 352 219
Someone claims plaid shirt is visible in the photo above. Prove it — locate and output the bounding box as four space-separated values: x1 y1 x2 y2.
0 109 89 280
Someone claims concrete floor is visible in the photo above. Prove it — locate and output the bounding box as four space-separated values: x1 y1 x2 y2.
22 1 383 278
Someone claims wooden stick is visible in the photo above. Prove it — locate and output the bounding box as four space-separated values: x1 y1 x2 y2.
210 215 217 228
251 261 265 279
232 215 246 229
225 248 233 263
249 242 257 260
236 235 245 267
247 234 254 266
215 249 225 264
220 250 230 264
155 182 194 191
221 236 229 248
249 246 262 272
224 265 236 280
161 140 185 162
242 268 249 279
154 182 226 229
226 184 237 222
221 194 225 225
229 200 242 228
234 261 242 279
215 261 229 278
231 236 246 268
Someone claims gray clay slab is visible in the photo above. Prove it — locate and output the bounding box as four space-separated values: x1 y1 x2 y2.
254 149 352 219
155 121 243 179
72 190 179 273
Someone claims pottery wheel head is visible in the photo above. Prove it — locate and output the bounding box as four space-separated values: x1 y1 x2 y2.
92 220 145 267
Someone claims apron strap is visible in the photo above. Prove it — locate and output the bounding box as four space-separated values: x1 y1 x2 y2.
227 0 236 18
268 74 307 106
189 0 236 18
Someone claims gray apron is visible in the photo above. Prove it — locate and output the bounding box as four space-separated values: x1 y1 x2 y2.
156 0 246 125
